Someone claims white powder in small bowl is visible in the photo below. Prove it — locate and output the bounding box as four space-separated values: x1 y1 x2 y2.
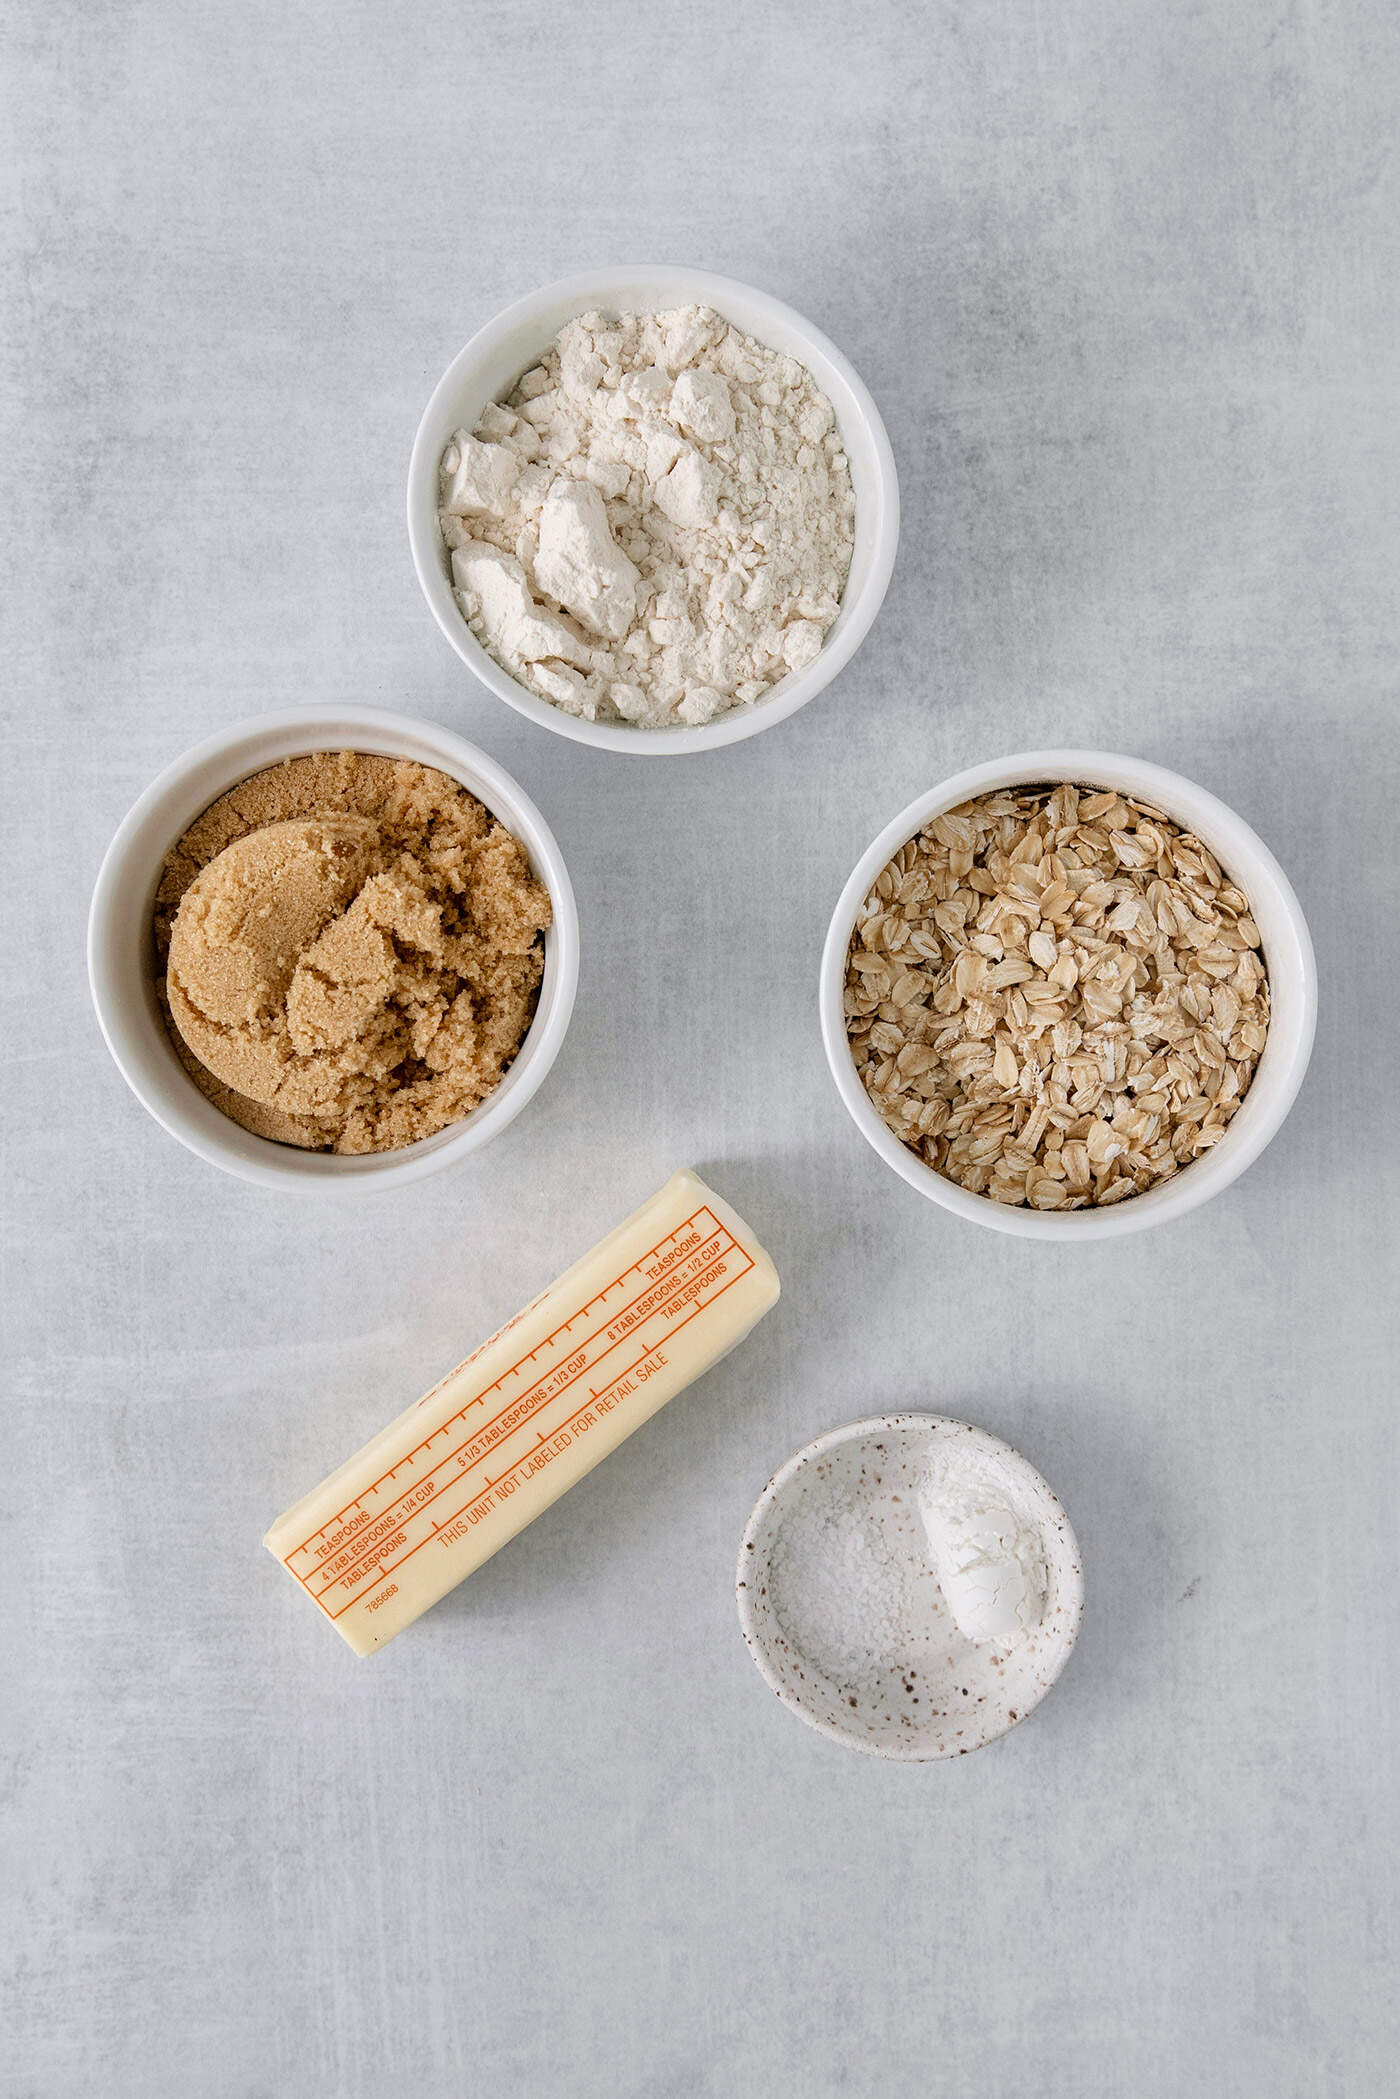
768 1456 1048 1694
919 1489 1047 1648
768 1481 947 1692
438 305 855 730
739 1417 1083 1758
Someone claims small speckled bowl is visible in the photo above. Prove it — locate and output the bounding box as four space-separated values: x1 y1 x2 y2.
736 1415 1083 1759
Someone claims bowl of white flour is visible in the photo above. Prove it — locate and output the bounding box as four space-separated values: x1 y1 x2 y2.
407 268 899 752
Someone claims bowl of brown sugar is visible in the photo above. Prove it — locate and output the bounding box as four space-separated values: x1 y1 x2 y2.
89 708 578 1189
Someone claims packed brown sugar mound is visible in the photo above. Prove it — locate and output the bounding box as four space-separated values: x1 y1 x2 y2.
153 752 551 1153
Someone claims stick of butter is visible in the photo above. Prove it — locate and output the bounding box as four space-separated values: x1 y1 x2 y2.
264 1169 779 1654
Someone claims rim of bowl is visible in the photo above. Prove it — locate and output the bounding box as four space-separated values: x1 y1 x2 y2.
819 750 1318 1241
735 1412 1085 1760
87 705 580 1190
406 264 899 754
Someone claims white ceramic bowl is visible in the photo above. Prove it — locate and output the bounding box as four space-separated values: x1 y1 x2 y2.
407 265 899 754
820 750 1317 1240
737 1414 1083 1759
88 706 579 1190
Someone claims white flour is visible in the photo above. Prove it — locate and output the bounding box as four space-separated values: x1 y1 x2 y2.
438 305 855 729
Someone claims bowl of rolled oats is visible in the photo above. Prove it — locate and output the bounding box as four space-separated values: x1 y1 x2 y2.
820 752 1316 1238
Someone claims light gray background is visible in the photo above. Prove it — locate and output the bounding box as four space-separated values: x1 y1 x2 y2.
3 3 1396 2094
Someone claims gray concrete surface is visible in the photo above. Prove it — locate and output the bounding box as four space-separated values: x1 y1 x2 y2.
3 3 1397 2094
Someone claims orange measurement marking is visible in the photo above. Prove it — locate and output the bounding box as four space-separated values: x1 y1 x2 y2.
300 1235 740 1601
290 1206 720 1557
309 1252 755 1622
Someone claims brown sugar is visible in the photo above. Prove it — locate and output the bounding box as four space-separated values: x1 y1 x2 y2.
153 751 552 1154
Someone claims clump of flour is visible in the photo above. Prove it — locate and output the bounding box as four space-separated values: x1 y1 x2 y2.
438 305 855 729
